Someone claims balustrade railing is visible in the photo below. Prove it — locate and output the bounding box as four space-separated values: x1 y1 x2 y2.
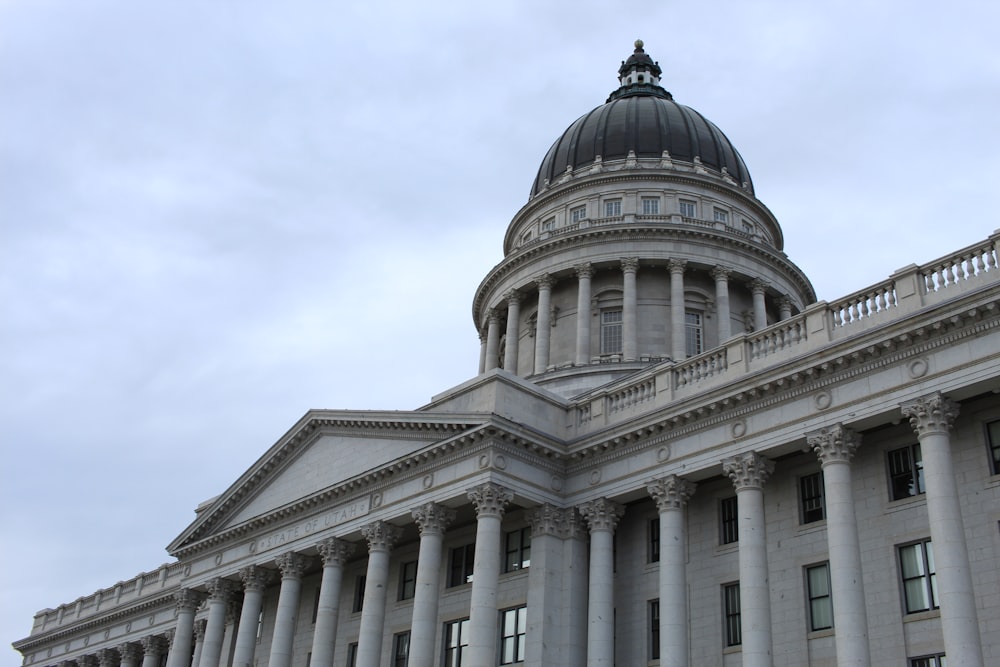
920 238 998 292
606 378 656 414
749 319 806 359
674 349 728 387
829 280 897 328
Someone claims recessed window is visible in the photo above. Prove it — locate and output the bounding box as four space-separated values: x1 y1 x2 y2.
679 199 696 218
910 654 946 667
648 517 660 563
806 563 833 631
684 311 703 357
504 527 531 572
256 608 264 642
799 472 825 524
449 543 475 587
741 219 754 234
987 420 1000 475
443 618 469 667
392 631 410 667
600 310 623 355
720 496 738 545
520 230 532 245
713 208 729 223
499 606 527 665
888 443 924 500
723 583 741 647
900 540 937 613
352 575 366 612
649 599 660 660
346 643 358 667
570 205 587 223
541 217 555 232
641 197 660 215
604 199 622 217
312 587 321 623
398 560 418 601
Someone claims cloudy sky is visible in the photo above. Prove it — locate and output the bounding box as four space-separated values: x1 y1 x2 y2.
2 0 998 653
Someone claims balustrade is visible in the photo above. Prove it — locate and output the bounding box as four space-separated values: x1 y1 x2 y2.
829 280 897 328
920 239 997 292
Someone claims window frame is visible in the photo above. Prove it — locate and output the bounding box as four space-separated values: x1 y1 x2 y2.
352 575 366 613
806 562 833 631
604 199 622 217
641 197 660 215
442 617 470 667
499 605 528 665
684 310 703 357
719 496 739 545
346 642 358 667
503 527 531 573
398 560 418 601
600 309 623 355
899 539 937 614
799 471 826 524
392 631 410 667
649 598 660 660
909 654 946 667
713 207 729 224
570 205 587 223
986 419 1000 475
723 583 741 647
887 443 925 500
448 543 475 587
541 217 555 232
678 199 696 218
648 517 660 563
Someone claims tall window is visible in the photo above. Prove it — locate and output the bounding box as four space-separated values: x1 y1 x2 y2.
713 208 729 224
398 560 418 600
806 563 833 631
312 587 321 623
601 310 623 355
679 199 696 218
899 540 937 613
720 496 739 544
499 606 527 665
352 576 366 612
648 517 660 563
723 583 741 647
504 527 531 572
604 199 622 217
443 618 469 667
910 654 946 667
449 543 475 587
987 419 1000 475
799 472 825 524
541 217 555 232
641 197 660 215
346 643 358 667
649 599 660 660
392 632 410 667
570 205 587 223
684 311 703 357
888 443 924 500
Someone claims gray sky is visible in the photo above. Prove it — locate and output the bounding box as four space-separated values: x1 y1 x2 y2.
2 0 998 654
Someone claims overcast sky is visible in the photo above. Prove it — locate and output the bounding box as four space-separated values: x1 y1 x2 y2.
2 0 998 655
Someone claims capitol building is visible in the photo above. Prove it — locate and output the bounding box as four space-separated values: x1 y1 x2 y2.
13 41 1000 667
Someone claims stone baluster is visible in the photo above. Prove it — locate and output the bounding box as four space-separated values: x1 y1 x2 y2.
580 497 624 667
668 259 687 360
139 636 167 667
485 309 501 371
408 503 456 667
503 289 522 372
902 394 984 667
268 552 309 667
310 538 354 667
199 578 234 667
166 589 203 667
356 521 402 667
118 644 142 667
722 452 774 667
621 258 639 361
647 476 697 667
191 620 207 667
534 274 555 374
711 266 732 342
750 279 769 331
808 424 871 667
232 565 272 667
466 482 514 666
575 263 594 365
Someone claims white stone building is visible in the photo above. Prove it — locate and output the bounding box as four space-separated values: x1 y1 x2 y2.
13 40 1000 667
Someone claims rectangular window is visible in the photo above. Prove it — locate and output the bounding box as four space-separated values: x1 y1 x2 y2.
570 205 587 223
352 575 366 612
499 606 527 665
799 472 825 524
256 608 264 642
520 230 532 245
888 443 924 500
741 220 754 234
504 527 531 572
541 217 555 232
398 560 418 600
679 199 696 218
684 311 703 357
641 197 660 215
601 309 623 355
649 599 660 660
449 543 475 587
723 583 741 647
806 563 833 631
713 208 729 223
604 199 622 217
648 517 660 563
910 654 946 667
720 496 739 545
312 587 321 623
392 631 410 667
346 643 358 667
443 618 469 667
987 420 1000 475
899 540 937 613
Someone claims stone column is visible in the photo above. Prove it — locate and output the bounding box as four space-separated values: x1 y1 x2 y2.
575 263 594 365
723 452 774 667
356 521 402 667
580 498 624 667
668 259 687 360
485 309 501 371
647 476 697 667
232 565 272 667
409 503 457 667
503 289 521 372
198 579 234 667
620 258 639 361
534 274 554 374
140 636 167 667
466 482 514 667
808 425 871 667
478 328 487 375
564 510 589 667
97 648 120 667
166 589 203 667
750 279 769 331
778 296 792 321
268 552 309 667
902 394 984 667
191 620 207 667
118 644 142 667
711 266 732 343
309 538 354 667
525 505 565 667
79 656 99 667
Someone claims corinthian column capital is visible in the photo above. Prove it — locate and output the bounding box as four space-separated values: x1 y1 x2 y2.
487 308 502 325
901 392 960 437
807 423 862 465
723 451 774 490
238 564 273 592
193 619 207 640
96 648 119 667
139 636 167 657
361 520 402 553
710 265 732 282
647 475 697 511
667 258 687 274
117 644 142 664
467 482 514 519
174 588 204 613
525 504 565 537
205 577 235 602
411 502 457 536
574 262 594 279
536 273 555 290
620 257 639 273
274 551 309 579
579 497 625 532
316 537 355 566
749 278 770 295
78 656 99 667
503 288 521 305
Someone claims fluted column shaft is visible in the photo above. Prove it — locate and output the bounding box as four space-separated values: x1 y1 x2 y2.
808 425 871 667
580 498 624 667
723 452 774 667
750 279 768 331
902 394 984 667
357 522 402 667
199 579 233 667
711 266 732 342
485 310 501 371
268 552 309 667
467 483 513 667
668 260 687 360
575 264 593 365
407 504 456 667
167 590 202 667
621 258 639 361
534 275 554 374
648 476 696 667
503 290 521 372
232 566 272 667
310 539 354 667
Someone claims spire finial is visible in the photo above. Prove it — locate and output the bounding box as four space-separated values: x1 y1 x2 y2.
634 39 644 51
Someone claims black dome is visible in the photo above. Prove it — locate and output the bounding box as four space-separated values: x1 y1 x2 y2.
531 43 754 197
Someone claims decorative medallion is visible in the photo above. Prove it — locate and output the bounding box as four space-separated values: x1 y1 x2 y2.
478 453 490 469
248 540 258 554
125 621 132 632
657 445 671 462
104 629 110 639
731 421 747 438
148 616 155 626
183 564 191 577
494 454 507 470
814 391 833 410
908 358 929 379
422 474 434 489
550 476 564 491
214 553 223 566
371 493 383 508
589 469 602 485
